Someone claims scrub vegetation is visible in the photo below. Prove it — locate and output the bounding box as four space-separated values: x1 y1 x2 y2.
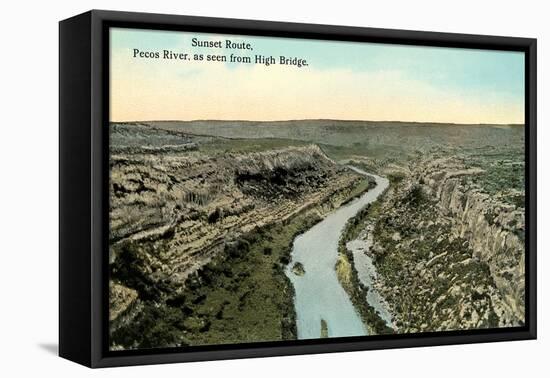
109 120 525 348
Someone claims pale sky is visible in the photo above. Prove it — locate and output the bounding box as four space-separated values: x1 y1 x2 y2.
110 27 525 124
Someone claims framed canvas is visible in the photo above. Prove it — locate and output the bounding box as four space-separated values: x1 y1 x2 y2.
59 10 537 368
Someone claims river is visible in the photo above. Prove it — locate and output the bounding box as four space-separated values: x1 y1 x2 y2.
285 166 390 339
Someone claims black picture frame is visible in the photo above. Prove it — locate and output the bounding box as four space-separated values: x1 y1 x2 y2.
59 9 537 368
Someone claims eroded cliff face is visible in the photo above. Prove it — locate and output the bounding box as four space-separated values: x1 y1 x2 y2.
108 139 363 332
367 157 525 332
420 158 525 325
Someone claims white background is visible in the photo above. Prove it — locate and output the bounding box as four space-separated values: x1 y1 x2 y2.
1 0 546 376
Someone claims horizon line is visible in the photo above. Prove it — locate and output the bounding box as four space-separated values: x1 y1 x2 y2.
110 118 525 127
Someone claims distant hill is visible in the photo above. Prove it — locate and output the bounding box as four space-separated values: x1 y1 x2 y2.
122 120 524 153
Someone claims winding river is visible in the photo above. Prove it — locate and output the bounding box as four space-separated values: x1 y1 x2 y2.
285 166 390 339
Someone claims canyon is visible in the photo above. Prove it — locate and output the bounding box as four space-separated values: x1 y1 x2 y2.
108 120 526 348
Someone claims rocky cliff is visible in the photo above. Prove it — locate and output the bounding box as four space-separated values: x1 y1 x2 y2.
108 132 363 337
420 158 525 325
366 156 525 332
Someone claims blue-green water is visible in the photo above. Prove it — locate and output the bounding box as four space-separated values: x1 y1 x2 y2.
286 167 389 339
